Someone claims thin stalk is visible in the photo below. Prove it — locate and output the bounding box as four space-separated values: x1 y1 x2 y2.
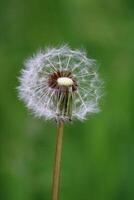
52 122 64 200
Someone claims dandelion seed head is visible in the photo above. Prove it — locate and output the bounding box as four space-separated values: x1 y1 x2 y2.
18 45 103 122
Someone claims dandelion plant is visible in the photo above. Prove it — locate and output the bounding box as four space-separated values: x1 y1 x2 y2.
18 45 102 200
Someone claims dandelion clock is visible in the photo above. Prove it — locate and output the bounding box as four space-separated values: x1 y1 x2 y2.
18 45 103 200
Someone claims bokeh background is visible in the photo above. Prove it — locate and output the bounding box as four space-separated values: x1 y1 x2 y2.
0 0 133 199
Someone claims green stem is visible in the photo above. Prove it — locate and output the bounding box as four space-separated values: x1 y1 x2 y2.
52 122 64 200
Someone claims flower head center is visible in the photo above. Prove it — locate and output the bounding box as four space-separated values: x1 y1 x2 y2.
57 77 73 87
48 70 77 92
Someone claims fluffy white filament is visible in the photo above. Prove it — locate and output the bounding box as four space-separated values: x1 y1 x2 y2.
18 45 103 122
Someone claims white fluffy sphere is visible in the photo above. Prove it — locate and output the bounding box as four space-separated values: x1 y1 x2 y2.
18 46 103 122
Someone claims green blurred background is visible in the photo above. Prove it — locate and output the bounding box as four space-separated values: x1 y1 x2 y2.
0 0 133 199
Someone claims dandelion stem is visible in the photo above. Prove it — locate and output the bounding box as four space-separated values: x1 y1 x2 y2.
52 122 64 200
